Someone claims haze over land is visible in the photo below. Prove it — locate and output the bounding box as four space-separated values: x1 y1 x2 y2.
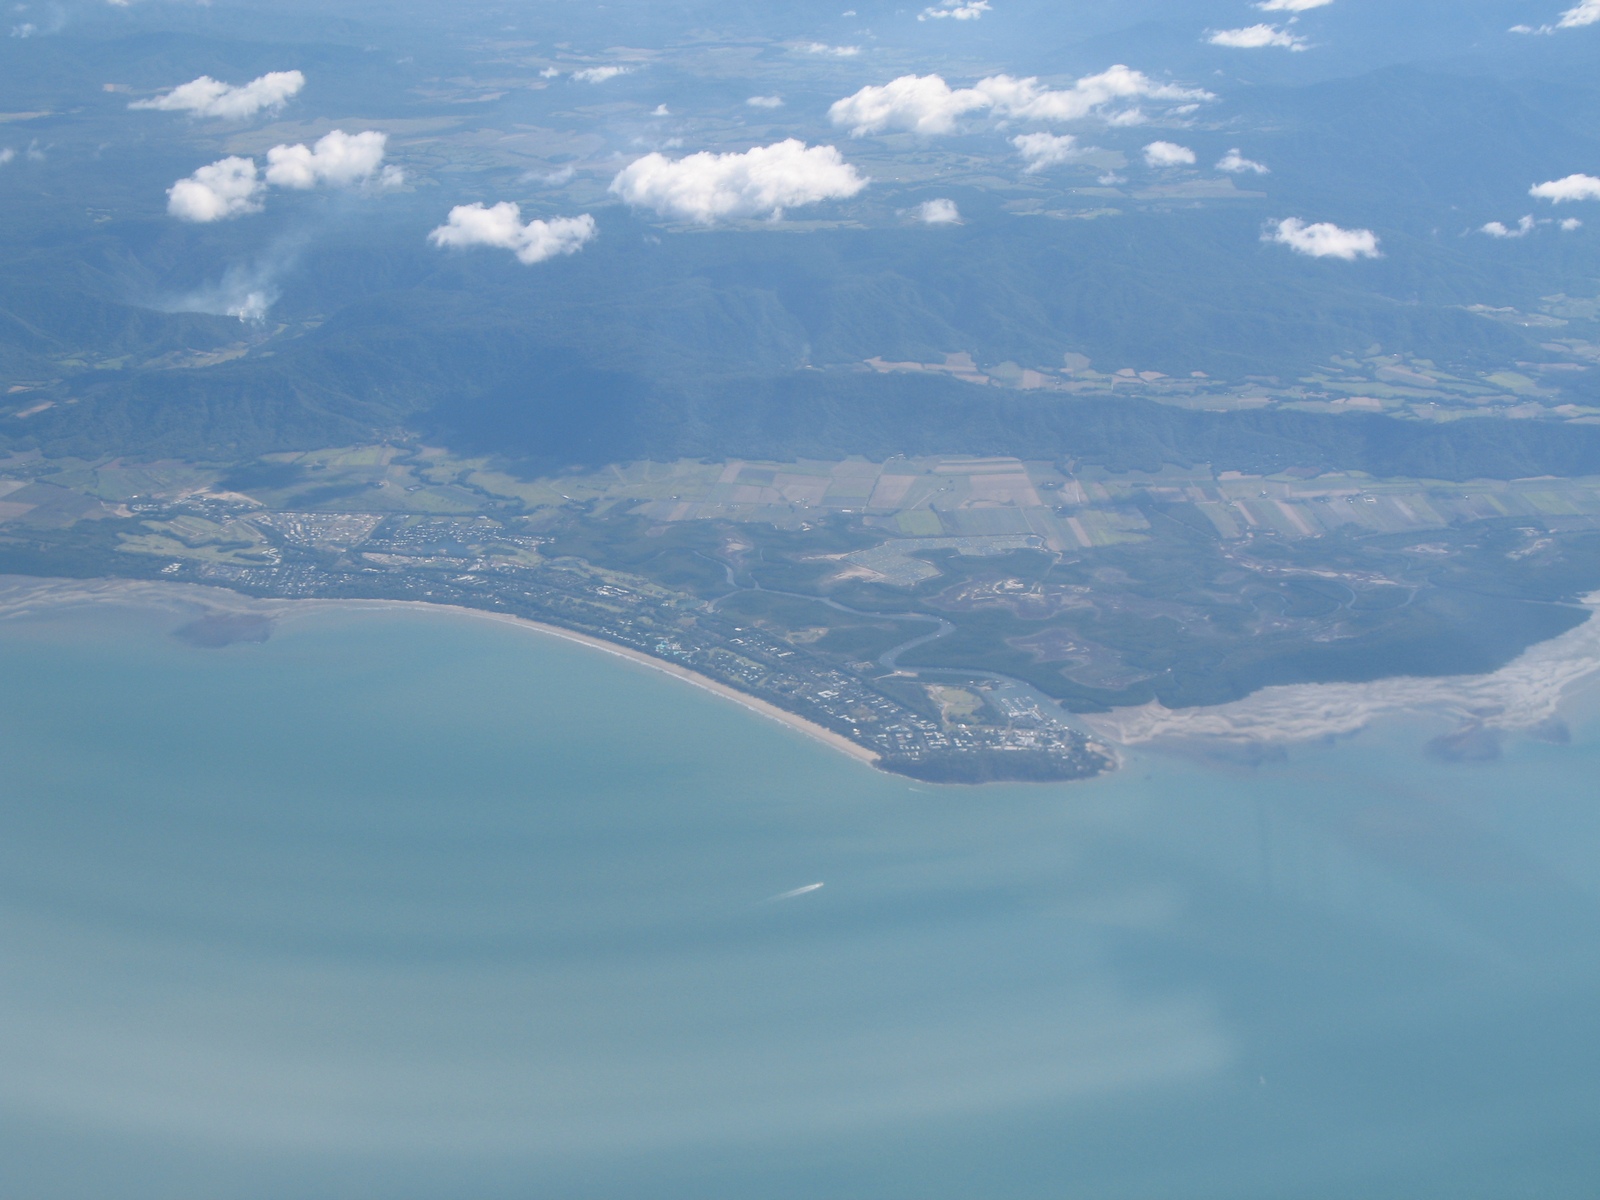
4 0 1600 774
9 4 1600 1197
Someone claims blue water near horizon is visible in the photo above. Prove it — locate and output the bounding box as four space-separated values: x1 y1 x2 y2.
2 599 1599 1198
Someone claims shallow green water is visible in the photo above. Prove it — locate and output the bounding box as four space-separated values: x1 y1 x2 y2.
2 600 1598 1198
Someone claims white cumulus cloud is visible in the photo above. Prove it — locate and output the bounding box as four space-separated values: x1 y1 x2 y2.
1257 0 1332 9
1480 212 1584 235
571 65 630 83
979 67 1210 121
747 95 784 108
1216 148 1269 173
166 130 397 222
825 72 985 135
830 73 987 135
130 70 305 120
167 156 265 222
1556 0 1600 24
915 198 962 224
797 42 861 56
829 66 1210 137
1143 140 1195 167
1209 24 1308 49
920 0 991 19
1512 0 1600 30
1530 173 1600 202
0 148 13 166
1482 215 1537 238
609 138 867 223
264 130 396 189
1266 217 1380 259
1012 132 1082 172
428 203 596 264
529 165 575 187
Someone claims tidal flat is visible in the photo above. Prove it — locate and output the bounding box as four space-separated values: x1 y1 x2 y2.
1 587 1599 1198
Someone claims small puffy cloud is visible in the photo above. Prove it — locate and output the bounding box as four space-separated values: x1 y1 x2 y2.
1482 215 1536 238
1266 217 1380 259
428 203 596 264
1557 0 1600 24
167 156 265 222
0 148 12 165
829 66 1210 136
830 73 987 135
747 95 784 108
1530 173 1600 202
1012 132 1081 172
1257 0 1332 9
986 66 1210 123
1216 147 1269 173
529 165 575 187
609 138 867 223
1513 0 1600 30
915 198 962 224
167 130 396 222
1209 24 1308 49
920 0 991 18
1143 140 1195 167
1480 214 1584 236
571 65 630 83
798 42 861 56
130 71 305 120
264 129 395 189
6 1 60 37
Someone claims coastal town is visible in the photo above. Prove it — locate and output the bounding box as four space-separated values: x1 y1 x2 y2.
11 441 1600 780
127 493 1115 783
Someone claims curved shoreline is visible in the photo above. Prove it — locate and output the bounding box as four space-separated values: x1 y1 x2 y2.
302 597 881 767
1084 592 1600 748
0 575 880 769
7 574 1600 767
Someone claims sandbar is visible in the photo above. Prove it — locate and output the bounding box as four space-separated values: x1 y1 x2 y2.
1084 592 1600 748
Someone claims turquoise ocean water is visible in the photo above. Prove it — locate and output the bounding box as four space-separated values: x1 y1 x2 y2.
1 599 1598 1198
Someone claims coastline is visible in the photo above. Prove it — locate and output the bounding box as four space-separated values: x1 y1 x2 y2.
1084 592 1600 749
0 574 880 769
306 597 882 767
8 572 1600 768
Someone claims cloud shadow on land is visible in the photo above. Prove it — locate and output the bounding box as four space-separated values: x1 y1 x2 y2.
421 363 1600 484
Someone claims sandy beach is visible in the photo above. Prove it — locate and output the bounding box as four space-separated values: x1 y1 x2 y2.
0 575 880 768
8 573 1600 766
320 598 882 766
